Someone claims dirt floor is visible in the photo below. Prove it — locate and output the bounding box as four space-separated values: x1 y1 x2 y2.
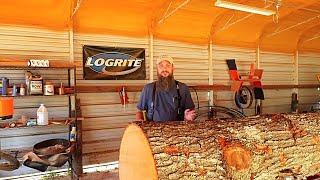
80 169 119 180
55 169 118 180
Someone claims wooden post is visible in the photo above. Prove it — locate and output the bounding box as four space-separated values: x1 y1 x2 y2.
149 32 154 82
293 50 299 95
71 98 83 179
256 45 260 69
208 39 214 106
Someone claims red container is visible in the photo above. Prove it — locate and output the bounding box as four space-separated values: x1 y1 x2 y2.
0 97 13 120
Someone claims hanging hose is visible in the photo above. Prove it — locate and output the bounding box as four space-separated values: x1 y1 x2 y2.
195 105 246 120
189 87 245 120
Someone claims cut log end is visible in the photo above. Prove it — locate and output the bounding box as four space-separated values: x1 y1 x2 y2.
223 144 251 171
119 124 157 180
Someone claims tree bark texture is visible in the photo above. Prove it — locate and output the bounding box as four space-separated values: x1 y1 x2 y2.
120 113 320 180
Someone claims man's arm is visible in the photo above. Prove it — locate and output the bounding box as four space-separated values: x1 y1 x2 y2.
136 85 149 121
184 84 196 121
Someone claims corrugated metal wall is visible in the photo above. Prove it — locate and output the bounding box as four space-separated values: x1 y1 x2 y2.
1 25 320 176
153 40 209 84
298 53 320 111
0 25 70 177
0 26 70 61
260 51 295 113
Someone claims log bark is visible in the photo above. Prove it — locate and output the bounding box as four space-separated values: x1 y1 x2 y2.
119 113 320 180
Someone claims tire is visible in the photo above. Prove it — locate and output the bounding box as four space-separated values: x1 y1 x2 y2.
234 86 253 109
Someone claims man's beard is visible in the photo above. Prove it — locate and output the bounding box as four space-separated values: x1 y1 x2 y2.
157 73 175 91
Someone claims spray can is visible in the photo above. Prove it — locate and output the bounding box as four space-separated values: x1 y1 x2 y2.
12 84 17 96
1 77 8 96
70 126 77 142
37 104 48 125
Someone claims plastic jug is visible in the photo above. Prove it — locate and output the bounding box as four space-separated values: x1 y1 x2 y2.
37 104 48 125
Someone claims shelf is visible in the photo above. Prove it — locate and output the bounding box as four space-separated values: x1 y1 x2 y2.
0 60 81 177
0 60 75 70
1 93 75 98
0 118 75 138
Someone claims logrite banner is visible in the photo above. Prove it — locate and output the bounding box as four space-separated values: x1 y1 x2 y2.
83 45 146 80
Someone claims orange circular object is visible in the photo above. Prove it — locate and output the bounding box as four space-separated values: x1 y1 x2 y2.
223 143 251 171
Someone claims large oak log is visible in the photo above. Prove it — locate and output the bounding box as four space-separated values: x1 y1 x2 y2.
119 113 320 180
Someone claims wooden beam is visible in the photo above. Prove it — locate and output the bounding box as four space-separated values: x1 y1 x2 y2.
76 84 319 93
76 85 143 93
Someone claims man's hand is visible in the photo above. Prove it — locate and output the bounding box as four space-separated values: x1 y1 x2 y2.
136 111 144 121
184 109 196 121
136 110 148 121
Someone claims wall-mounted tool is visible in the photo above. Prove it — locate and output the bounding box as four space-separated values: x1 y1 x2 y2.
226 59 264 115
119 86 129 108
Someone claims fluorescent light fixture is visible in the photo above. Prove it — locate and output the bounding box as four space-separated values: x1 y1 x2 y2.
215 0 276 16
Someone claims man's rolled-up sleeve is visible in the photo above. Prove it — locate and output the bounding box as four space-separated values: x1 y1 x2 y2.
137 86 148 111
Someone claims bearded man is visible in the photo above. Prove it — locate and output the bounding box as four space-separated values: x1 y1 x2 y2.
136 55 196 122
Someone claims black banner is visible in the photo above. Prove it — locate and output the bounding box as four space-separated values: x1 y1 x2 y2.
83 45 146 80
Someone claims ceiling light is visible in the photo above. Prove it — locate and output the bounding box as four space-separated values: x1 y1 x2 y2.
215 0 276 16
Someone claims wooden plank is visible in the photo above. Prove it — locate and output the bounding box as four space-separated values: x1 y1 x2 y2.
76 84 320 93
